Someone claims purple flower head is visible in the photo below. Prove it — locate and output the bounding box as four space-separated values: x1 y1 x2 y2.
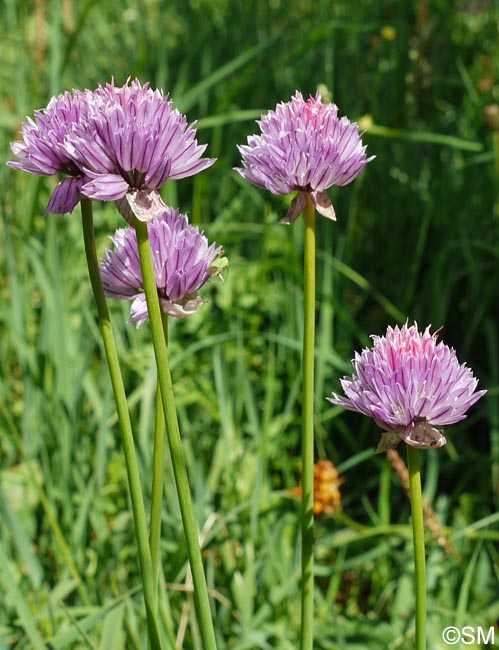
7 79 215 221
100 207 225 327
64 79 216 223
236 91 374 224
328 322 486 451
7 88 106 214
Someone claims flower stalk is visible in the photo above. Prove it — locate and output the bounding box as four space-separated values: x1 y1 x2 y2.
300 196 316 650
329 321 486 650
150 331 178 648
235 91 374 650
134 218 218 650
150 313 168 593
407 446 426 650
80 198 162 650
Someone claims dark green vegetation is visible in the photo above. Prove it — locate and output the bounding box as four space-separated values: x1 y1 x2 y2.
1 1 498 648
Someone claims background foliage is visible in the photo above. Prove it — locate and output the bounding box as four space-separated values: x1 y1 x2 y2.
1 1 498 648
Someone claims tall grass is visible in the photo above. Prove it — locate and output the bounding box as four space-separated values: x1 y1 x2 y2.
1 1 498 648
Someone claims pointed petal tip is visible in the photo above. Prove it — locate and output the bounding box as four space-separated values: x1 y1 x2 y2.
44 177 83 215
312 190 337 221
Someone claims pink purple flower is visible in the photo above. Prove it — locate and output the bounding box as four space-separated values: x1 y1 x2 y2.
64 79 215 222
100 207 224 327
328 322 486 451
8 79 215 220
236 91 374 224
7 88 105 214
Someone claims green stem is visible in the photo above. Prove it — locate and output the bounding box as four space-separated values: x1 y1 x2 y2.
149 315 178 648
134 218 218 650
300 197 316 650
80 199 162 650
150 313 168 595
406 445 427 650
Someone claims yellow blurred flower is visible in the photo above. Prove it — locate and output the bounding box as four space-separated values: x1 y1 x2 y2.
381 25 396 41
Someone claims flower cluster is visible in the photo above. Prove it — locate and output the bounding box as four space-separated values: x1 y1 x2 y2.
290 460 343 517
312 460 343 516
8 79 215 220
8 79 224 327
100 208 224 326
236 91 374 223
7 88 103 214
328 322 486 450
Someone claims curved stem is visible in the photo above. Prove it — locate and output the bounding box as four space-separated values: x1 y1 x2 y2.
300 197 316 650
80 199 162 650
134 218 218 650
406 445 427 650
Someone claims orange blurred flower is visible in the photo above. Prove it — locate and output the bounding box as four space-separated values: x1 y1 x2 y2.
291 460 343 516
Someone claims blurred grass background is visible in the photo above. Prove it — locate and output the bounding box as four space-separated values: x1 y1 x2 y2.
1 0 499 648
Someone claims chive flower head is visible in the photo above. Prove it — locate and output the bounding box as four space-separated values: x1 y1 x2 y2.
8 79 215 221
7 88 104 214
100 208 224 327
65 79 215 222
328 322 486 451
236 91 374 223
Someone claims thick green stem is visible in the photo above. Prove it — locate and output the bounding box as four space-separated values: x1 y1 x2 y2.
300 197 316 650
150 313 168 595
149 315 177 648
406 445 426 650
80 199 162 650
134 218 217 650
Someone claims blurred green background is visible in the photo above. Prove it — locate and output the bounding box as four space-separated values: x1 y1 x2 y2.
1 1 498 648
